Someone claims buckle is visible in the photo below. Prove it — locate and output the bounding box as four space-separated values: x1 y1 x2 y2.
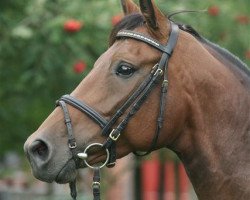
92 181 101 187
65 118 71 124
151 63 159 73
106 162 116 168
109 129 120 141
68 141 77 149
162 79 169 86
154 68 163 76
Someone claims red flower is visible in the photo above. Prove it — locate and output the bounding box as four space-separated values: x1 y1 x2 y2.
235 15 249 25
73 61 87 74
245 50 250 60
64 19 83 33
208 6 220 16
111 14 123 26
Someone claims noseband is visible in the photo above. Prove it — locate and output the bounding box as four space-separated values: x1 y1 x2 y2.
56 22 179 200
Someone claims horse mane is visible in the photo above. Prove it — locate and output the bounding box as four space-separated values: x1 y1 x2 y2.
109 13 250 78
176 23 250 77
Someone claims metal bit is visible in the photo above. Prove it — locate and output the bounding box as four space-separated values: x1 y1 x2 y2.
77 152 88 160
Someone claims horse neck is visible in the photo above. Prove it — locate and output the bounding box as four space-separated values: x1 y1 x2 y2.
170 31 250 199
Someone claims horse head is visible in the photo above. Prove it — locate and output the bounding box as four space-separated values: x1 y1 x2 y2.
23 0 185 184
24 0 250 199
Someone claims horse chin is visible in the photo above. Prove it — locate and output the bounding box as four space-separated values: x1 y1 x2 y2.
55 159 77 184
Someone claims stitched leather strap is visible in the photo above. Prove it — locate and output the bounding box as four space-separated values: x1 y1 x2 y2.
57 100 77 149
58 95 108 128
57 22 180 200
117 30 172 55
56 96 115 166
101 65 158 136
105 23 179 157
92 167 101 200
103 64 163 149
116 23 179 55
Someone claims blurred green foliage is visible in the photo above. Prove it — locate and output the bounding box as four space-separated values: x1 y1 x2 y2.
0 0 249 156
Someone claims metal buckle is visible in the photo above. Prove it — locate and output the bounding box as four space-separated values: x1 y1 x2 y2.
162 79 169 86
109 129 120 141
68 141 77 149
154 68 163 76
77 143 110 169
65 118 71 124
92 181 101 187
106 161 116 167
151 63 159 73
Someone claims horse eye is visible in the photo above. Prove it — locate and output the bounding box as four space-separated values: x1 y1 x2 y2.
116 64 135 78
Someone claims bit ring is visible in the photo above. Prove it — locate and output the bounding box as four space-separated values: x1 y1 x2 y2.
77 143 109 169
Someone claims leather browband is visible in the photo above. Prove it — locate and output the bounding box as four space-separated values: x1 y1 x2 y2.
116 23 179 55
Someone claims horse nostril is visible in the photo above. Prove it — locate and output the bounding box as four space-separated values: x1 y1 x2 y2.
30 140 49 161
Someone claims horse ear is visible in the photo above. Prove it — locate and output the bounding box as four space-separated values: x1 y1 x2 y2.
139 0 168 36
121 0 139 15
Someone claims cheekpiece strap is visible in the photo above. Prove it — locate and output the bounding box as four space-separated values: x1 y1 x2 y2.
57 100 77 149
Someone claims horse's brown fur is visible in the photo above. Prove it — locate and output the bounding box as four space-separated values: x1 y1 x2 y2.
24 0 250 199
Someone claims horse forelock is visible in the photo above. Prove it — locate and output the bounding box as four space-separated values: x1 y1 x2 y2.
109 13 144 46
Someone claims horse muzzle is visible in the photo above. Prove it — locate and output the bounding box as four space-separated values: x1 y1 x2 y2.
24 135 75 183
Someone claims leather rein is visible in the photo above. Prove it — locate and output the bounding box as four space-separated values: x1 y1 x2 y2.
56 22 179 200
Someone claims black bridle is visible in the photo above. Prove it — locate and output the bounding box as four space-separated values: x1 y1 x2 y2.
56 22 179 200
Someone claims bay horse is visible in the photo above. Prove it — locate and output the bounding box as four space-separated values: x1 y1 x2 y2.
24 0 250 199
